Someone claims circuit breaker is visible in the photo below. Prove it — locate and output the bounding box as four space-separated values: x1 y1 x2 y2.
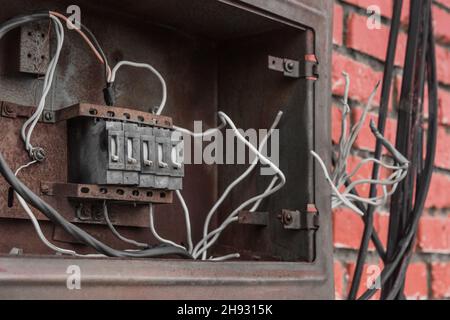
68 110 184 190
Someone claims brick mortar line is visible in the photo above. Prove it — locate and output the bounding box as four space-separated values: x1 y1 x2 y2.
333 0 450 300
433 0 450 14
337 1 450 60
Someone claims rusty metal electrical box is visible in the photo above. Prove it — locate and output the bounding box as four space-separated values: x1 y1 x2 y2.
0 0 334 299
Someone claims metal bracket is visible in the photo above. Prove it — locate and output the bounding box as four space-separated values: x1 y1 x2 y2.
0 101 56 123
268 55 318 79
40 182 173 204
280 205 319 230
20 21 50 75
238 210 269 226
268 55 300 78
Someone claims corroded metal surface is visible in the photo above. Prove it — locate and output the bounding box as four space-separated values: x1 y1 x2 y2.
55 103 173 128
0 255 327 299
43 182 173 204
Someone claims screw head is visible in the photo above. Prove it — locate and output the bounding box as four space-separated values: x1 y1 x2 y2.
44 112 53 121
284 61 295 72
285 213 293 223
4 104 13 114
41 184 49 194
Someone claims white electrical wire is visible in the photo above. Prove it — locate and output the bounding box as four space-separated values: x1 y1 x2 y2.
147 191 193 253
12 19 284 261
311 150 365 216
175 190 193 253
149 204 187 251
173 116 227 139
20 16 64 160
209 253 241 261
14 161 105 257
313 73 409 216
103 201 149 249
192 176 284 259
109 60 167 115
194 111 286 259
199 111 283 260
194 176 280 260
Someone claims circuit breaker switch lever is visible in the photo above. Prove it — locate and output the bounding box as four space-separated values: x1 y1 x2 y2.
157 143 168 168
143 141 153 167
126 138 137 164
171 146 182 169
110 136 119 162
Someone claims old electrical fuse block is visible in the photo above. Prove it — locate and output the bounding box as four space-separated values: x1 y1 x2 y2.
67 104 184 190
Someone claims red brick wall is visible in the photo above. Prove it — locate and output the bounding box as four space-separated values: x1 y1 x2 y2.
332 0 450 300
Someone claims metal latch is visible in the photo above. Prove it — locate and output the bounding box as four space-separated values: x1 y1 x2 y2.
268 55 318 79
279 204 319 230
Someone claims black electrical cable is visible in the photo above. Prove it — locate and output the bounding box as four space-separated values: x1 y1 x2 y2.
77 21 109 85
0 13 191 259
358 10 438 299
0 151 191 258
77 21 115 105
382 2 432 298
347 0 404 299
381 0 427 299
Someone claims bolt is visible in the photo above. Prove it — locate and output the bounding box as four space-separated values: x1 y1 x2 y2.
4 104 13 115
41 185 50 194
284 61 295 72
44 112 53 121
285 213 293 224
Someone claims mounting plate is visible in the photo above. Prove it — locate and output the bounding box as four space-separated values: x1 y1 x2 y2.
19 21 50 75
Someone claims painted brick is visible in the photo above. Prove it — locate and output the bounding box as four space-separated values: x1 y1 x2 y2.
433 5 450 44
436 0 450 9
346 12 407 66
342 0 393 18
436 45 450 85
404 263 428 300
431 262 450 298
435 126 450 169
425 172 450 209
351 108 397 152
333 207 365 250
332 0 450 301
346 262 382 299
417 215 450 253
343 0 409 23
333 206 389 250
332 52 383 105
438 89 450 126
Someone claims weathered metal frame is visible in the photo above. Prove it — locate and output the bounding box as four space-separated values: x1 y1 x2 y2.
0 0 333 299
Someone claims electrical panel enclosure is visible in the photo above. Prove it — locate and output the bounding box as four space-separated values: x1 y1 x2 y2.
0 0 333 299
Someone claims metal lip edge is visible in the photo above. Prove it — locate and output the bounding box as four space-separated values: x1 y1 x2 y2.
220 0 326 31
0 255 327 284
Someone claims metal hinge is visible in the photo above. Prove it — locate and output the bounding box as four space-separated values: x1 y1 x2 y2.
268 55 319 79
279 204 319 230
